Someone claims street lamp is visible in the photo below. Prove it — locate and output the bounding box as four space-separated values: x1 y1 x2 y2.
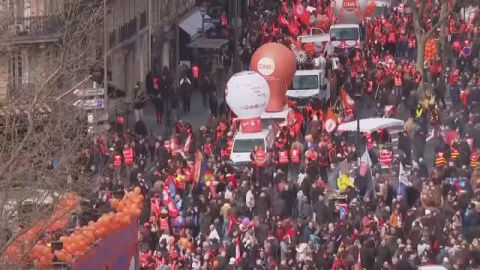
200 4 207 33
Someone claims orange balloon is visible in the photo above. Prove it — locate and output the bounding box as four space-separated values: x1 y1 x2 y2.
251 43 297 112
65 254 73 263
111 198 119 208
66 243 77 254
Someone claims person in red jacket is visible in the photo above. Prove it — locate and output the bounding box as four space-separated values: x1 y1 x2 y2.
112 150 123 184
289 144 302 178
386 28 397 55
275 145 290 174
123 143 135 182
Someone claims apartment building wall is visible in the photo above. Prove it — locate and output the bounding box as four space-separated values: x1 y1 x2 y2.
0 0 197 104
0 0 63 104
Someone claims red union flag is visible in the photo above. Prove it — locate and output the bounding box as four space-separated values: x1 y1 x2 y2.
341 88 355 110
293 3 311 27
324 107 338 133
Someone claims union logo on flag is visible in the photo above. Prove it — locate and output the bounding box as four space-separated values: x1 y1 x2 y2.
325 119 336 133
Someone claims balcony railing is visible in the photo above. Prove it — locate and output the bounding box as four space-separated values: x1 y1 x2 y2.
0 16 63 39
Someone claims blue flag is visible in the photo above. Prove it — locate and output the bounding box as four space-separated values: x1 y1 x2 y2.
169 178 176 197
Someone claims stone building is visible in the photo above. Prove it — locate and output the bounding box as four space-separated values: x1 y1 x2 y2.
0 0 196 104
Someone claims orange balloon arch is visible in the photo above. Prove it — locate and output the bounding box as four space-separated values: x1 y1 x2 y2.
3 188 144 267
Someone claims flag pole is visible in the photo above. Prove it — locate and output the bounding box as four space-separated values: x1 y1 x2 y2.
370 163 377 199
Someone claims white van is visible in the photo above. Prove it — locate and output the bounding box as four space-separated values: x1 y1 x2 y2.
286 70 330 108
230 129 274 173
328 24 364 55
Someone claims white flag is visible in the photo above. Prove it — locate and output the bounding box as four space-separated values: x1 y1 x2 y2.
359 150 372 177
399 163 412 186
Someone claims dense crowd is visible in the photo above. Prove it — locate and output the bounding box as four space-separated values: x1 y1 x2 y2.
76 0 480 269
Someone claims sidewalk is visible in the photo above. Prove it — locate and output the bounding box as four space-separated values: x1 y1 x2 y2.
124 91 210 138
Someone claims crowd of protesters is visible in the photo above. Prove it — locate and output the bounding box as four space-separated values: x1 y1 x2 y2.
74 0 480 269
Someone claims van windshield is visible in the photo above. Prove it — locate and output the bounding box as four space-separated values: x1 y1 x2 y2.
330 28 359 41
290 75 319 90
262 118 284 127
233 139 264 153
375 6 388 16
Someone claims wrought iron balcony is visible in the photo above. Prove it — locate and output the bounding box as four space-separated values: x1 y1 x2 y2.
0 16 63 44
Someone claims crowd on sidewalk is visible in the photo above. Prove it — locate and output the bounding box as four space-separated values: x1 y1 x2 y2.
75 0 480 269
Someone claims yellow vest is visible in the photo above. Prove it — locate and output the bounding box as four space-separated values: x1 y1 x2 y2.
337 174 354 192
416 108 423 118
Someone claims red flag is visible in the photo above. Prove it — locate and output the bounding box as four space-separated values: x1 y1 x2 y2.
354 250 361 270
235 236 241 263
341 88 355 111
287 23 299 36
228 212 236 234
162 189 179 217
293 3 311 27
324 107 338 133
150 195 161 218
278 14 290 27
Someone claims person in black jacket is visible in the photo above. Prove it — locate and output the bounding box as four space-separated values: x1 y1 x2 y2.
133 82 147 123
398 131 412 165
179 75 193 113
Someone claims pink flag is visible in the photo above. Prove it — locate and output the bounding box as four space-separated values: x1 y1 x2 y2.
359 150 372 177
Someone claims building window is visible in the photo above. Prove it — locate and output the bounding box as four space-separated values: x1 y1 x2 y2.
8 50 28 93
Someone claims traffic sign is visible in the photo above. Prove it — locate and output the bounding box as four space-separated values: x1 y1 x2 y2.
73 98 105 110
211 18 220 24
87 111 109 123
73 88 105 97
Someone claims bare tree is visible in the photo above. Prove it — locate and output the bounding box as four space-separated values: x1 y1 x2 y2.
407 0 460 86
0 0 105 266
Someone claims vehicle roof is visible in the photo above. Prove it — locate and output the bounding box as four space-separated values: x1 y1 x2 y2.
376 1 390 6
261 107 292 119
330 24 359 29
298 33 330 43
294 70 321 76
234 129 271 139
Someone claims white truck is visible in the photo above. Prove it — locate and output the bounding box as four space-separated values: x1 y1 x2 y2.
328 24 364 55
286 69 330 108
297 24 363 56
229 129 274 173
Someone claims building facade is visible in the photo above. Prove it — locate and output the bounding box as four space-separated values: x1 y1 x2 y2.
0 0 196 104
0 0 64 103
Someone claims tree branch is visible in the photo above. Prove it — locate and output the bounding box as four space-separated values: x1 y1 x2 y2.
0 66 61 178
424 0 458 40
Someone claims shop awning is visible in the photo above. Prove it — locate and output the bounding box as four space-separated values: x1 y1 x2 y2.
187 37 228 49
179 7 214 39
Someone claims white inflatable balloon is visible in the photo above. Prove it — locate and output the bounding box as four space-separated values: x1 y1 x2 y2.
226 71 270 133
